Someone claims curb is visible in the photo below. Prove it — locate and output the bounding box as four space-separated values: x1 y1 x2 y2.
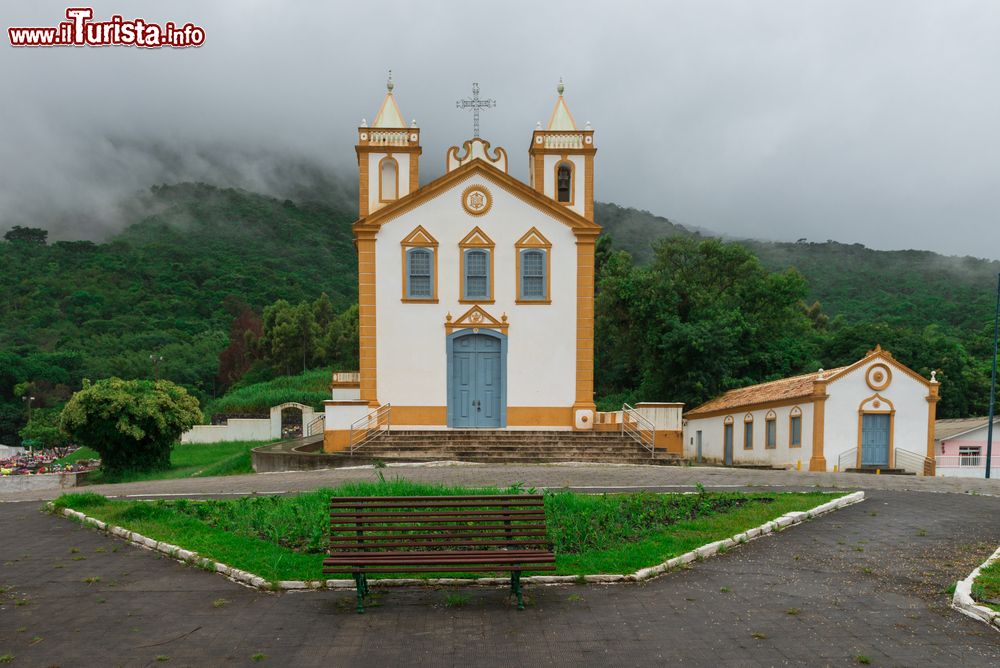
951 544 1000 631
50 490 865 592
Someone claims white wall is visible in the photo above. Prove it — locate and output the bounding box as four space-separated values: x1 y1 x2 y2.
181 419 271 444
684 402 814 468
374 171 578 412
823 359 930 471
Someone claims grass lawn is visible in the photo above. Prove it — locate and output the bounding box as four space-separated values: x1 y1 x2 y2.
53 481 845 582
56 440 274 484
973 557 1000 612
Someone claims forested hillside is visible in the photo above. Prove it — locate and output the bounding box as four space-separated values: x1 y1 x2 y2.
1 186 996 447
0 183 358 444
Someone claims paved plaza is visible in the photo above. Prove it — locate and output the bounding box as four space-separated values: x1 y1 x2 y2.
1 466 999 666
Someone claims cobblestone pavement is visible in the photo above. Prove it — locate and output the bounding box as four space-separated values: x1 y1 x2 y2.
0 464 998 666
3 463 1000 503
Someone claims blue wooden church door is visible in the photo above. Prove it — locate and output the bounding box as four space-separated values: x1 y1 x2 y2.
451 334 503 428
861 413 890 467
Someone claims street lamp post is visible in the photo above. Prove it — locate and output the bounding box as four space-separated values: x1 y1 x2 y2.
150 354 164 382
985 273 999 479
22 395 35 422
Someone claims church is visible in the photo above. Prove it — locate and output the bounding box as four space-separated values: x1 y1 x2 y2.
323 78 602 451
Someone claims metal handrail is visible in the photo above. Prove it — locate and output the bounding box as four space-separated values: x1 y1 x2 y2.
306 415 325 437
349 404 391 454
837 448 857 472
621 403 655 457
894 447 930 476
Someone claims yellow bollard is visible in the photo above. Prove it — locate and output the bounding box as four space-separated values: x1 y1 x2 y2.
796 460 801 471
834 464 838 473
876 468 881 475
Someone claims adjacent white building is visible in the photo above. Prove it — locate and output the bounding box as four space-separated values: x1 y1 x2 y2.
683 346 940 474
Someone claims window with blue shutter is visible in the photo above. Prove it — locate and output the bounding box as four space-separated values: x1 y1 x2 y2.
790 415 802 447
464 249 489 300
520 249 546 300
744 421 754 450
406 248 433 298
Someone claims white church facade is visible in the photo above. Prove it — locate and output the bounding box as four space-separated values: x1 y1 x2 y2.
683 346 940 474
324 80 600 451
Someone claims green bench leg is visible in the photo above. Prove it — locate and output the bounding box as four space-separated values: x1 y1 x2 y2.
353 573 366 614
511 570 524 611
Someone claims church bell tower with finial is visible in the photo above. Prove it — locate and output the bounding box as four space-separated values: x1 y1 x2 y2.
528 80 596 221
356 72 422 217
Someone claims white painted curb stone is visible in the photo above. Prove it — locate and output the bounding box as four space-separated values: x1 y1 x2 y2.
952 544 1000 631
50 490 865 592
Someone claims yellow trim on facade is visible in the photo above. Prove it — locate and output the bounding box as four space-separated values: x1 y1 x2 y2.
356 233 378 407
743 413 754 450
855 393 896 469
352 159 601 238
808 383 828 471
445 305 509 334
400 225 439 303
459 226 496 304
925 382 940 475
789 406 803 448
573 236 596 414
378 155 399 203
514 227 553 305
554 158 575 206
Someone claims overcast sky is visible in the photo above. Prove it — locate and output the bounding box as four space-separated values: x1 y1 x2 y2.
2 0 998 258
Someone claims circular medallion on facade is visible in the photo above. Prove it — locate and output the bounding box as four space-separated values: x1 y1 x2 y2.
360 132 368 141
461 185 493 216
865 363 892 391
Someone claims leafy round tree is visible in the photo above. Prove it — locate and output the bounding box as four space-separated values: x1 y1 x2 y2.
60 378 201 475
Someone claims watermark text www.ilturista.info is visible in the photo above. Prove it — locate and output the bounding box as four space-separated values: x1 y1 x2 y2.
9 7 205 48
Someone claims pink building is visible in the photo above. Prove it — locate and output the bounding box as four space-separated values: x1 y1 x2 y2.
935 417 1000 478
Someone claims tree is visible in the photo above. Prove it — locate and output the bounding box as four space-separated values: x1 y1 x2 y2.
60 378 201 475
18 407 71 449
217 301 263 390
595 237 821 409
3 226 48 245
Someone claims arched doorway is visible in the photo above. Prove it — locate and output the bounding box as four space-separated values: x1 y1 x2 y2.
281 405 304 438
446 329 507 428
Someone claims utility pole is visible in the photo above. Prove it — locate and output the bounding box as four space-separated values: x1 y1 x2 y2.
986 272 999 479
150 354 164 382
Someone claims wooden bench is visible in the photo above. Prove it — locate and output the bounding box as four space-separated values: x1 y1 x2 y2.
323 494 556 612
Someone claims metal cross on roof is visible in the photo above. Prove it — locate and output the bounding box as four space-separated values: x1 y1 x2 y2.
456 82 496 139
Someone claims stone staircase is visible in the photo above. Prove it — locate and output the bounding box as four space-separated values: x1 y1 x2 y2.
352 429 682 466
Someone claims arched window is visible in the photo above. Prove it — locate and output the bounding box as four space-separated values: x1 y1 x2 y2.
556 162 573 203
406 247 433 299
765 410 777 449
379 157 398 201
789 406 803 448
520 249 547 300
463 249 490 300
743 413 754 450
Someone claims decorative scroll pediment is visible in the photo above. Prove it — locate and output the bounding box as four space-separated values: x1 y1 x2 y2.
446 138 508 173
859 393 894 414
445 305 509 333
401 225 438 247
515 227 552 249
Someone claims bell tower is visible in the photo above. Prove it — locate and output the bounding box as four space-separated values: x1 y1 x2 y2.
528 81 596 221
356 72 422 217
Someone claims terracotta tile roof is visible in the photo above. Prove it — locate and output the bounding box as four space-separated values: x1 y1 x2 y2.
685 367 848 417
